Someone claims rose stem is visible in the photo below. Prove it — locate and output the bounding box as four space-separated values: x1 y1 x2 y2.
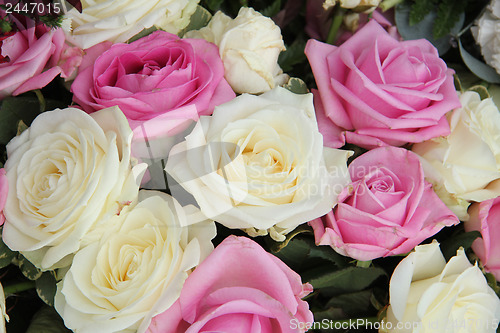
3 281 36 295
326 7 346 45
379 0 404 11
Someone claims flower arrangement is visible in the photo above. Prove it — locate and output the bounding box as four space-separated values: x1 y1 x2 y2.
1 0 500 332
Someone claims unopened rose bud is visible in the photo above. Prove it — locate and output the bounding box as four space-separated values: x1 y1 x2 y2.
323 0 336 10
186 7 288 95
339 0 361 8
339 0 381 10
323 0 381 11
343 12 360 31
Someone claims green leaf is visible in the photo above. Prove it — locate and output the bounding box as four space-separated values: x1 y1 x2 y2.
271 237 315 269
39 15 64 29
17 254 43 281
45 98 67 111
0 93 65 146
485 272 500 295
278 37 307 73
440 230 481 261
16 120 29 136
310 306 345 322
395 2 464 55
283 77 309 94
453 73 464 92
459 39 500 84
433 0 468 39
307 244 349 268
487 83 500 108
178 5 212 37
449 63 487 91
36 272 58 306
356 260 372 268
325 290 373 316
0 230 16 269
127 26 158 43
33 90 46 113
409 0 435 26
0 96 42 145
0 18 12 33
270 224 312 253
261 0 281 18
305 266 386 291
26 305 72 333
203 0 224 12
468 85 490 100
271 237 349 270
370 288 388 312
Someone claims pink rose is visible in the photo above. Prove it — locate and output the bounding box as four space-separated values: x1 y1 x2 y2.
305 20 460 149
310 147 459 261
465 197 500 281
147 236 314 333
0 6 82 99
0 169 7 226
71 30 235 139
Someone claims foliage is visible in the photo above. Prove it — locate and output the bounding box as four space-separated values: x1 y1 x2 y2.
1 0 499 331
407 0 468 38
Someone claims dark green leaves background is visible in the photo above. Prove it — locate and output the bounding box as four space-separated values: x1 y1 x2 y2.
1 0 499 332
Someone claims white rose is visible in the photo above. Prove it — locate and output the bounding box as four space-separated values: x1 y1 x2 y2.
185 7 288 94
412 91 500 220
472 0 500 75
382 241 500 333
165 87 352 241
3 106 145 270
0 282 7 333
63 0 198 49
54 190 215 333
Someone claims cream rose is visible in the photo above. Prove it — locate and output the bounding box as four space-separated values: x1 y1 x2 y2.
0 282 7 333
185 7 288 94
2 106 145 270
382 241 500 333
472 0 500 75
54 190 216 333
412 91 500 220
165 87 352 241
63 0 198 49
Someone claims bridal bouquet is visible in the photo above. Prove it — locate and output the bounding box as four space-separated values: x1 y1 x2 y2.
1 0 500 332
